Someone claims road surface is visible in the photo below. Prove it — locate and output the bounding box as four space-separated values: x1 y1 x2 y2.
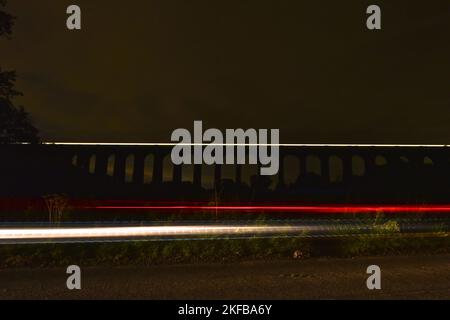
1 254 450 299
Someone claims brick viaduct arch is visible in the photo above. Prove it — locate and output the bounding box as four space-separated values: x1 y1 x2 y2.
61 144 450 190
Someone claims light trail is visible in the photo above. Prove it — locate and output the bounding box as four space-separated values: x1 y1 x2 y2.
35 142 450 147
87 204 450 214
8 141 450 147
0 219 448 243
0 224 309 241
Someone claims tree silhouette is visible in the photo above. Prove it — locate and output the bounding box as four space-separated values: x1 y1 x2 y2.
0 0 13 38
0 0 39 143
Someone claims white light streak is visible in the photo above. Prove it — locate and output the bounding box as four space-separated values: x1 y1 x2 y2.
23 142 450 148
0 225 309 240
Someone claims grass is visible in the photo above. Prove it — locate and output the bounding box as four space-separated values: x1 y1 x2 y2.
0 237 312 268
1 232 450 268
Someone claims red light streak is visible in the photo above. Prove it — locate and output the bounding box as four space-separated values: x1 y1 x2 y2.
86 205 450 214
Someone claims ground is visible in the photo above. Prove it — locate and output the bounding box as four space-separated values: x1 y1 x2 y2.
1 254 450 299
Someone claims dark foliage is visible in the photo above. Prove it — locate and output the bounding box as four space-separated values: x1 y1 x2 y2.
0 1 40 143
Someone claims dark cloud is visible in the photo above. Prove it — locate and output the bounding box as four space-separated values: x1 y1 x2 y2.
1 0 450 143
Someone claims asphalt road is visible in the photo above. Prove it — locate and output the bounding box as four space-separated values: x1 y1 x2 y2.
1 254 450 299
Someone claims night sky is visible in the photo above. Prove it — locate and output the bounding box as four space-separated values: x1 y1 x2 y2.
1 0 450 143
